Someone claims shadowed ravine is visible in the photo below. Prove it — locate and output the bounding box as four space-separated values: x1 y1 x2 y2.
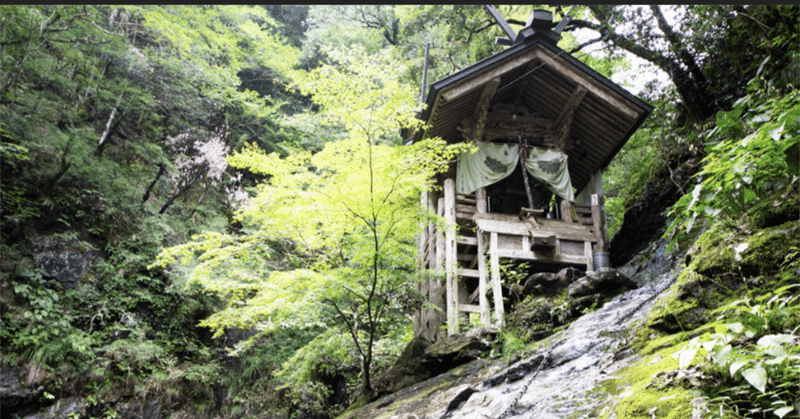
340 240 683 419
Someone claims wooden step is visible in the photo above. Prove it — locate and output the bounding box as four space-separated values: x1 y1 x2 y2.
457 268 480 278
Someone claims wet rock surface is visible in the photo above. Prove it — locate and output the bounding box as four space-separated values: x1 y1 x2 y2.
340 241 684 419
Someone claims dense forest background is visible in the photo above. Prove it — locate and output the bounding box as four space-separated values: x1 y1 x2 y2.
1 5 798 419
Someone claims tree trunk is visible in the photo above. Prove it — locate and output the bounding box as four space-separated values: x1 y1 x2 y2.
571 7 718 122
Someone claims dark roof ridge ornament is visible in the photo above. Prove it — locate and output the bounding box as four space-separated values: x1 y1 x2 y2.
484 6 571 46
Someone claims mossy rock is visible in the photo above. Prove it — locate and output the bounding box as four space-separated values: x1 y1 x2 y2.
746 192 800 230
645 270 731 334
691 225 738 278
505 297 558 343
599 347 699 419
739 220 800 277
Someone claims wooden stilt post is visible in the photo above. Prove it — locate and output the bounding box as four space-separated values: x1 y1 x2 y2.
490 231 505 325
475 188 490 326
591 193 607 253
414 191 428 338
434 196 446 340
444 178 458 335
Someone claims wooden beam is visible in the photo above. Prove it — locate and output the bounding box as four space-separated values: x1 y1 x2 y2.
458 304 482 314
561 199 574 223
495 249 592 265
470 76 501 143
555 85 587 127
473 216 597 242
477 230 490 326
441 51 539 102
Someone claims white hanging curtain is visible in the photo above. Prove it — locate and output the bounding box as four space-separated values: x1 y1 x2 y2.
456 142 519 195
522 147 575 202
456 142 575 202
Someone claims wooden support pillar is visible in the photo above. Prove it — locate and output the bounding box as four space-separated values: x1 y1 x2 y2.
476 187 487 214
414 191 429 338
490 231 504 325
584 240 593 272
591 194 607 253
444 178 458 335
475 187 490 326
561 199 573 223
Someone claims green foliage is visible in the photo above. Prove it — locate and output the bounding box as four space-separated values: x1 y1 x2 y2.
667 75 800 250
152 43 464 399
673 284 800 418
4 271 92 371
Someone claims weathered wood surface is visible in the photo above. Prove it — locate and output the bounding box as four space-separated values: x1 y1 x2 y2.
473 212 597 242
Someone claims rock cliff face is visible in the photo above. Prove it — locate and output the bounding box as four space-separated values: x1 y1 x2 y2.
609 154 700 267
340 239 683 419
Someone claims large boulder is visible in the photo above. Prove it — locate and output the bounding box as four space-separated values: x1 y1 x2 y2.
382 333 493 393
567 268 638 299
514 267 583 300
566 268 638 313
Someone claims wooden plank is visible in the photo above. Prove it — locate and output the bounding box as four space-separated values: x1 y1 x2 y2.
457 268 480 278
477 231 490 325
456 235 478 246
458 304 482 314
457 253 474 262
444 178 458 336
585 240 593 272
490 232 505 325
473 216 597 242
456 204 477 214
496 248 591 265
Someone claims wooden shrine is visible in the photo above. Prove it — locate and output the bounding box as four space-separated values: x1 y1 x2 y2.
408 9 653 342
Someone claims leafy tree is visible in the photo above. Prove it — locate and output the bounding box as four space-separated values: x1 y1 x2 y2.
564 5 799 124
152 45 462 398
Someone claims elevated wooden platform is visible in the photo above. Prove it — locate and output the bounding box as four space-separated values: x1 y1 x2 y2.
415 178 607 341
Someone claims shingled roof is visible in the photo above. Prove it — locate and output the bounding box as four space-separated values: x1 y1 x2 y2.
410 29 653 194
